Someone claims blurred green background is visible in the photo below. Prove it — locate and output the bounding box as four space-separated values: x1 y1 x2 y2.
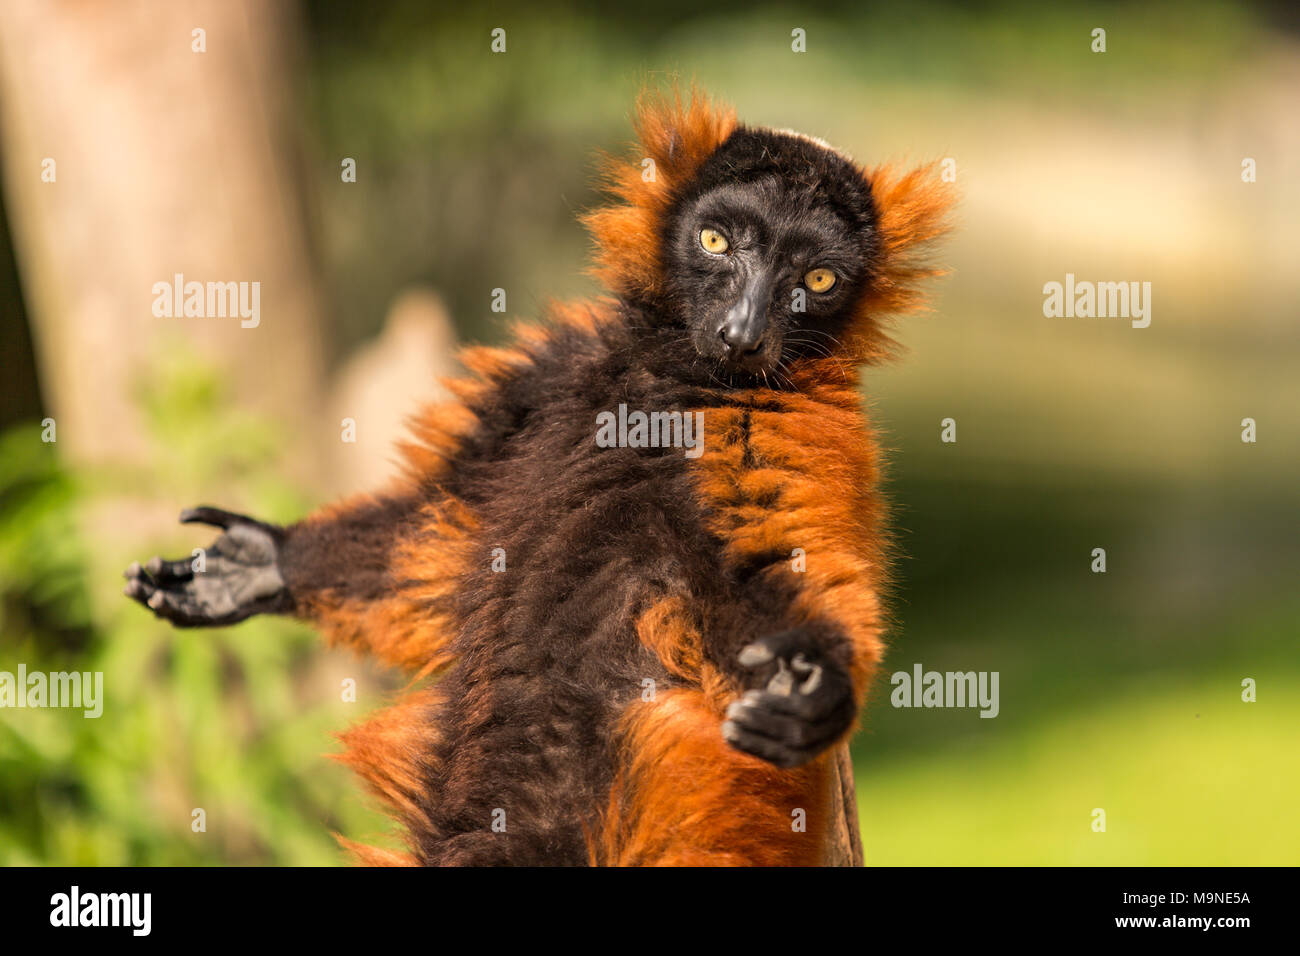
1 0 1296 864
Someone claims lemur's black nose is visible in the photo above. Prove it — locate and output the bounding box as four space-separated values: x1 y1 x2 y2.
719 271 773 355
719 317 764 355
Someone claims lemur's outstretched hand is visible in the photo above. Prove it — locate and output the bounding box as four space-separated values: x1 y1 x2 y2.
722 629 857 769
123 507 290 627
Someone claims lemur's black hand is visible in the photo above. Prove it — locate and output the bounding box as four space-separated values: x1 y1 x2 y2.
721 629 856 769
123 507 290 627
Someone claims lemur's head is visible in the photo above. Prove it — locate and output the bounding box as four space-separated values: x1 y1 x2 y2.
584 89 953 384
663 128 877 375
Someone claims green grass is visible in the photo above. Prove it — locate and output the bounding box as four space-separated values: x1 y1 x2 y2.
857 672 1299 865
851 518 1300 866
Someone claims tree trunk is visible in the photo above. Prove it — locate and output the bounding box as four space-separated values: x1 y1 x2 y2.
823 742 865 866
0 0 327 478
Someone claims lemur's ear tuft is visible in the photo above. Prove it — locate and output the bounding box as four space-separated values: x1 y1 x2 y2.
839 161 956 361
583 86 737 300
862 162 956 318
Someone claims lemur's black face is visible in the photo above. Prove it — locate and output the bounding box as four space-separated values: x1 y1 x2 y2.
663 128 878 381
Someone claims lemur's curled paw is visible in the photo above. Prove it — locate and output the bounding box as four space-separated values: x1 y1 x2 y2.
721 629 856 768
123 506 289 627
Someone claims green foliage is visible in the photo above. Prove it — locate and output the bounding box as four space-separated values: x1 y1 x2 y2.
0 352 392 865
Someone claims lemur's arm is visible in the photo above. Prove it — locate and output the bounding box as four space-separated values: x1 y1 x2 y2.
703 578 860 770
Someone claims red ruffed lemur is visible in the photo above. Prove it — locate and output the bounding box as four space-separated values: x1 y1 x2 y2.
124 90 952 866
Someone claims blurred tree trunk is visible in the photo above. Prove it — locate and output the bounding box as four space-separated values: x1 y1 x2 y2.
0 0 331 624
0 0 327 477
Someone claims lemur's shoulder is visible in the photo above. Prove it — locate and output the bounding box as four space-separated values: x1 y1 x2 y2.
393 299 622 488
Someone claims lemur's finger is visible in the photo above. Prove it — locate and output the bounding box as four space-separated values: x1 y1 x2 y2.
125 563 206 624
123 568 156 605
721 720 810 769
180 506 284 543
145 555 196 583
725 696 847 750
143 587 206 627
790 658 825 698
131 578 235 628
741 682 847 722
737 629 806 669
789 652 816 679
731 688 849 736
124 569 180 616
179 506 251 530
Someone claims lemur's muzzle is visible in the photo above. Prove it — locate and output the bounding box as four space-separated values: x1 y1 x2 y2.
718 269 775 359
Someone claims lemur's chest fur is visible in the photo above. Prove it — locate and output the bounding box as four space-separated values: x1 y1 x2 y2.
687 374 888 692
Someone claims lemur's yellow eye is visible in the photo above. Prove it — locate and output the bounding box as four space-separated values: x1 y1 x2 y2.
699 228 729 254
804 268 836 293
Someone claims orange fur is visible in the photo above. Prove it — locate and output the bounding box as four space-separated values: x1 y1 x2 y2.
633 595 703 683
592 689 832 866
846 162 956 360
336 837 419 867
330 686 442 865
293 494 476 680
689 372 889 699
583 88 737 300
595 372 889 865
632 596 733 711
